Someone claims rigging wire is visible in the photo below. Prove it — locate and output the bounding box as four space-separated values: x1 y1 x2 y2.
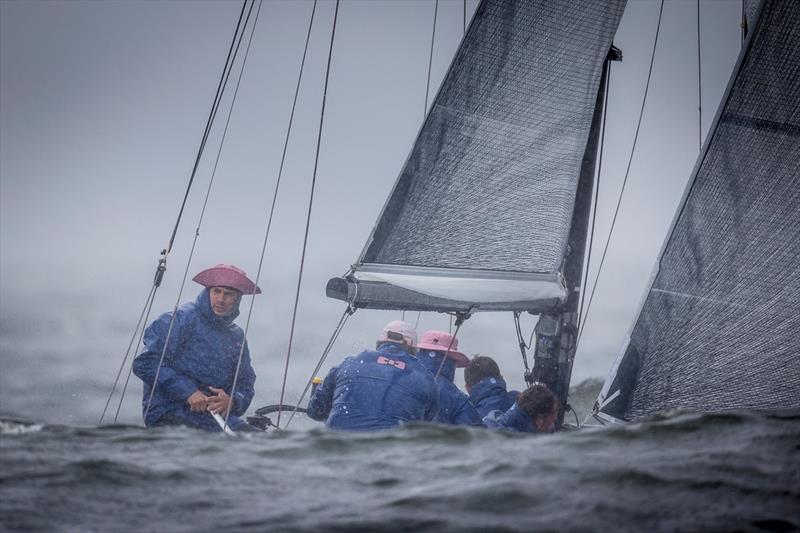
100 0 252 424
577 0 665 344
284 305 356 428
99 285 156 424
697 0 703 151
423 0 439 118
166 0 250 256
407 0 440 330
276 0 341 428
224 0 319 430
434 315 467 379
112 287 160 422
577 62 612 340
143 0 260 424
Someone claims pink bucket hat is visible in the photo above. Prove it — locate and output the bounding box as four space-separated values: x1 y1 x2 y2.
417 331 469 367
192 264 262 295
378 320 417 347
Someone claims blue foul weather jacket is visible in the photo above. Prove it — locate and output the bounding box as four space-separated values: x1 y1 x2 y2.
483 402 540 433
307 343 438 431
468 376 519 419
417 350 482 426
132 288 256 432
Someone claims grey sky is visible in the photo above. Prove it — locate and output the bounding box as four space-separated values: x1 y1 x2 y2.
0 0 743 420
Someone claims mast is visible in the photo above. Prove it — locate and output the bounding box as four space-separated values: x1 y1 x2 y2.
530 46 622 423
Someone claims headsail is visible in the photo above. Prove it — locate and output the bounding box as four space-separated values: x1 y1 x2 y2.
597 0 800 421
328 0 626 313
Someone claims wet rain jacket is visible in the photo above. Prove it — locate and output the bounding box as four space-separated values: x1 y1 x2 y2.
417 350 482 426
468 376 519 419
132 288 256 432
483 402 539 433
307 343 438 431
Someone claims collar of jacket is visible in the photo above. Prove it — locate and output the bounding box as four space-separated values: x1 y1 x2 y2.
417 349 456 382
469 376 509 404
376 342 415 358
196 288 240 328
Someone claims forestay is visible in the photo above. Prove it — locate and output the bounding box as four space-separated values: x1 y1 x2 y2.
597 0 800 421
327 0 626 312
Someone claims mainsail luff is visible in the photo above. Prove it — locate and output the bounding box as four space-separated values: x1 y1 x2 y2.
327 0 627 313
597 0 800 421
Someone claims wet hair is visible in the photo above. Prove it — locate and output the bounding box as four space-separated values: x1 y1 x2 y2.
464 356 502 388
517 384 559 419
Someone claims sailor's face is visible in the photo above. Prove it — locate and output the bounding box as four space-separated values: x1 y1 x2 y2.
209 286 240 316
535 403 559 433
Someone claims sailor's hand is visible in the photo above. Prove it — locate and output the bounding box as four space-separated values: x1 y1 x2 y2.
187 390 209 412
206 386 232 415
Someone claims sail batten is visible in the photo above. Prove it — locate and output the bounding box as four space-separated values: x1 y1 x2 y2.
329 0 626 312
599 0 800 420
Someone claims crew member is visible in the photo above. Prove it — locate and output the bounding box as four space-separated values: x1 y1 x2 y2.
483 383 559 434
307 321 438 431
416 331 482 426
133 264 258 432
464 355 520 418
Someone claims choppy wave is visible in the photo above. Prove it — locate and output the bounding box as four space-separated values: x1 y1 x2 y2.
1 410 798 532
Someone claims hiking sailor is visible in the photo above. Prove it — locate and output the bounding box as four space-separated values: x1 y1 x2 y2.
484 384 560 434
307 321 438 431
416 331 482 426
133 264 259 432
464 355 520 419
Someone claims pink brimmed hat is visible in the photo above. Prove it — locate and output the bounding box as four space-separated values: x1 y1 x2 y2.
378 320 417 347
417 331 469 367
192 264 261 295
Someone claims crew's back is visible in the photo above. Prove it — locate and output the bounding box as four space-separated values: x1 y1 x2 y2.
307 321 438 431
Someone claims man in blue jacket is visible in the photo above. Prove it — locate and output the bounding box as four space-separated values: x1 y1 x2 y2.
483 384 559 434
133 264 259 432
307 321 438 431
416 331 482 426
464 356 520 418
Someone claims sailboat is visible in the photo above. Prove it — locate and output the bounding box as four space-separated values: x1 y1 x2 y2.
324 0 799 426
594 0 800 422
91 0 798 431
321 0 627 422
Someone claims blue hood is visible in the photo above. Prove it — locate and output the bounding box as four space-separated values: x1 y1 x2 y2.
196 288 240 328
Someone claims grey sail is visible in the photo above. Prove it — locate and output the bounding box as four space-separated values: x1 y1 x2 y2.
597 0 800 421
327 0 626 313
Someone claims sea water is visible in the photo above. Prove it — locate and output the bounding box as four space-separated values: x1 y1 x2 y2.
1 295 799 531
2 407 798 532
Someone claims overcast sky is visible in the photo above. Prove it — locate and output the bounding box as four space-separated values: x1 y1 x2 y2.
0 0 744 411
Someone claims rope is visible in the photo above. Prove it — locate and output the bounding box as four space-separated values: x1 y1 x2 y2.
434 315 467 379
143 0 260 423
697 0 703 151
423 0 438 118
112 288 160 422
224 0 317 430
276 0 341 428
577 62 611 342
284 305 355 428
577 0 665 343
